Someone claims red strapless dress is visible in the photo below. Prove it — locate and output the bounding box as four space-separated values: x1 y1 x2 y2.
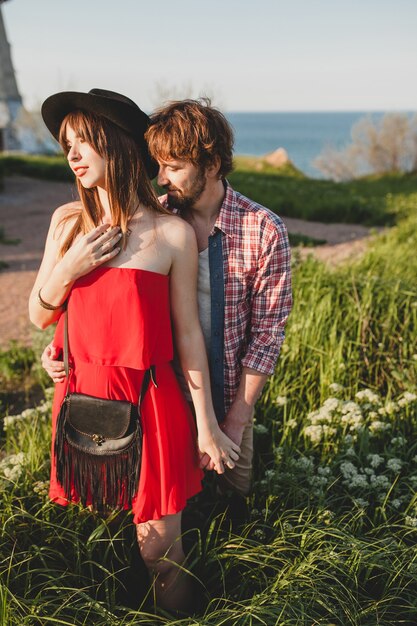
49 267 203 523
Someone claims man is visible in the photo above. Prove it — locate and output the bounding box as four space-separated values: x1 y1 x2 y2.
42 98 292 497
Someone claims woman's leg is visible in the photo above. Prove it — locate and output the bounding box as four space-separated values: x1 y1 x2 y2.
136 511 191 613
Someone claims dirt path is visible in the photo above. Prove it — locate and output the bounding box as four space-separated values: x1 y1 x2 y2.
0 176 382 347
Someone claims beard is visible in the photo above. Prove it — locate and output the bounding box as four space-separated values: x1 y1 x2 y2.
166 168 207 211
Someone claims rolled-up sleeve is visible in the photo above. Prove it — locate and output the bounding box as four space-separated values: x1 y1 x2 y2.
241 218 292 374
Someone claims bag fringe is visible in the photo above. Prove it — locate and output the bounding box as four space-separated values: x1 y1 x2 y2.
54 400 142 511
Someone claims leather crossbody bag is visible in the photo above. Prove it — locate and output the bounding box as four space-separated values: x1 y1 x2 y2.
54 305 156 512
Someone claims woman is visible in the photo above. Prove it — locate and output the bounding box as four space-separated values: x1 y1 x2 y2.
29 88 240 612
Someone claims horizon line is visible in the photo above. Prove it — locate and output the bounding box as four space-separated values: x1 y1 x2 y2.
225 108 415 115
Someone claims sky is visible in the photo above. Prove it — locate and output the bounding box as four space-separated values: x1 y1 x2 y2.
2 0 417 113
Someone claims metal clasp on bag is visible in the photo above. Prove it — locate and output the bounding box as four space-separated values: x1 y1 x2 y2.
92 434 105 446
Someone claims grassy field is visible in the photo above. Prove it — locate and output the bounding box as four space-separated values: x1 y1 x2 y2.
0 163 417 624
2 153 417 226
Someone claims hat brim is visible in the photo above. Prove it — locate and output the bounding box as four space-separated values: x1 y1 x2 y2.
41 91 158 179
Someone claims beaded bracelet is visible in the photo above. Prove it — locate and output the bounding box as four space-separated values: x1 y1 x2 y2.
37 288 62 311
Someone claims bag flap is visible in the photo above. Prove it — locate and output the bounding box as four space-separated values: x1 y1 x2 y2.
66 393 135 439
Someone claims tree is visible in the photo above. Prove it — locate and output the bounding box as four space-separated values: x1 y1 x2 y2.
314 113 417 181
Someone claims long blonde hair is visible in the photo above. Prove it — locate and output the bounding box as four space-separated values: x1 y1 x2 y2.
57 110 167 257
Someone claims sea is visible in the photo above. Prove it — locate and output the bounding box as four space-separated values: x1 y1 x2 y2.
226 111 386 178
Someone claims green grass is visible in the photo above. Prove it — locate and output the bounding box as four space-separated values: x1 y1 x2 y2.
0 329 55 415
288 232 326 247
0 227 20 246
2 153 417 227
230 158 417 226
1 164 417 624
0 154 72 182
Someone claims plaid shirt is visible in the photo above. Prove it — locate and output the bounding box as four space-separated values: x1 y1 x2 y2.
160 181 292 419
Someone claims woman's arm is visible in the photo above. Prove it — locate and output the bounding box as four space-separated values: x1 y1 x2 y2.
167 219 240 475
29 205 122 329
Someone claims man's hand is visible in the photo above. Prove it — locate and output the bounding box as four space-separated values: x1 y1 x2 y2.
41 342 65 383
199 399 253 471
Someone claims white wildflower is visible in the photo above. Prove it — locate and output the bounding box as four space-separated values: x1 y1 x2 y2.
355 389 380 404
323 397 340 412
340 461 358 480
387 458 402 473
329 383 343 393
0 452 26 484
286 418 297 430
391 499 402 509
370 475 390 490
309 475 328 488
405 516 417 527
340 401 363 431
317 466 331 476
354 498 369 508
292 456 314 472
398 392 417 407
350 474 369 489
253 528 266 540
385 401 400 415
253 423 268 435
367 454 384 469
369 421 391 434
304 424 336 443
275 396 287 406
391 436 406 447
37 402 50 414
3 415 17 429
304 424 324 444
33 480 49 496
341 401 361 415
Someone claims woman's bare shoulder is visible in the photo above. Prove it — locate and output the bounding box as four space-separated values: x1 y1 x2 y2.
51 201 82 239
156 213 196 245
52 200 82 222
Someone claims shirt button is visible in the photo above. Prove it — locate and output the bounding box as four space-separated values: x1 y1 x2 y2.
212 242 217 248
214 273 220 279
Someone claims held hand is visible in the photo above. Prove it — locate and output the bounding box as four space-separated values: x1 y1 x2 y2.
220 400 255 449
199 420 246 471
198 425 240 475
41 342 65 383
61 224 122 282
220 419 247 450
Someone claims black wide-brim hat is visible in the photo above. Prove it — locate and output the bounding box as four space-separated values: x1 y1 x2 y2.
41 88 158 179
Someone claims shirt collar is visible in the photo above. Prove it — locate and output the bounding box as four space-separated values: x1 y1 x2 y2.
213 180 236 238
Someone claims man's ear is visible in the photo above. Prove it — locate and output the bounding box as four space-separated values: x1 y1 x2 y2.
206 155 222 179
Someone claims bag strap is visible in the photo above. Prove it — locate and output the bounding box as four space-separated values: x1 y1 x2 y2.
62 305 156 408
